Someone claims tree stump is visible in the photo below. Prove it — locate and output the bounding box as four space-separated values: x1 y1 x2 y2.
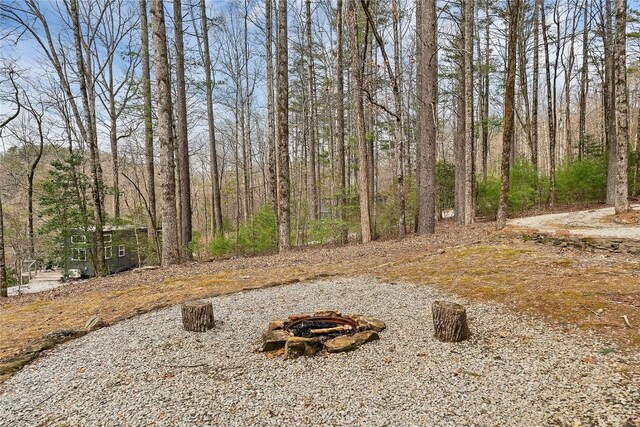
181 300 214 332
432 301 470 342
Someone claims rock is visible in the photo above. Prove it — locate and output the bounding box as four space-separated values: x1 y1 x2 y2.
268 319 287 330
325 336 358 353
313 310 342 317
85 315 106 331
436 249 445 254
352 330 380 345
357 317 386 332
284 337 322 359
262 330 290 351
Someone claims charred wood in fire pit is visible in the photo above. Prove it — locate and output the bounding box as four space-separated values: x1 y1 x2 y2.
181 300 215 332
432 301 471 342
309 325 352 335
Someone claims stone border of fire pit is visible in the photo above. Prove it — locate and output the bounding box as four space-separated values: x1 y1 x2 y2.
261 310 385 359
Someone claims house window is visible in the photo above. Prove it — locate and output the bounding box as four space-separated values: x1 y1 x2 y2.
118 245 125 257
104 246 113 260
103 233 112 244
71 248 87 261
71 235 86 244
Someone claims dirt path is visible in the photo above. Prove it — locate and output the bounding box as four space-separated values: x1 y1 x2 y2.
1 221 639 382
508 204 640 240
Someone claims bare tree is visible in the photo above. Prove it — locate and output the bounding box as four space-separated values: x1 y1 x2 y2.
531 0 540 171
497 0 520 229
336 0 347 243
416 0 437 234
614 0 629 213
140 0 159 259
198 0 223 237
541 2 557 206
360 0 406 236
463 0 474 225
0 66 21 297
306 0 320 220
277 0 291 251
266 0 278 214
173 0 192 257
150 0 180 265
0 194 6 297
577 0 589 160
348 0 372 243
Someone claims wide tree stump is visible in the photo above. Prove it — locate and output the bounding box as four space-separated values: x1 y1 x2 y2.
181 300 214 332
432 301 470 342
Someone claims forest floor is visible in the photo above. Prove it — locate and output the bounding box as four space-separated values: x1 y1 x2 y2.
1 213 639 377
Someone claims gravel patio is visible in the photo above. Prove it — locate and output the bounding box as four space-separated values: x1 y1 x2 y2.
0 278 637 426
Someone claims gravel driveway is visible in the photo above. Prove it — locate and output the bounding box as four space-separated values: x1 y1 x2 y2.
0 278 637 426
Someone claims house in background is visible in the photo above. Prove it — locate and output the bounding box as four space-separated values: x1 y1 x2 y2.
64 226 156 278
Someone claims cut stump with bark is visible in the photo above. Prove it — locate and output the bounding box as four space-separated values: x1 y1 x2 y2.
432 301 471 342
181 300 214 332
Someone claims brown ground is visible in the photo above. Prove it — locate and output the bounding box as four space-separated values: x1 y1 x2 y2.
1 221 639 373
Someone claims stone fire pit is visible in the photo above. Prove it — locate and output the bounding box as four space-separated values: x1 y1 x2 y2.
261 310 385 359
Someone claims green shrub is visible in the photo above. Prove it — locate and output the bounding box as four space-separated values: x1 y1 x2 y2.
210 233 235 257
210 205 277 257
476 157 542 217
436 162 455 213
555 156 607 204
307 217 348 244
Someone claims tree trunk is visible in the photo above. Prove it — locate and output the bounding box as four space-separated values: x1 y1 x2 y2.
0 194 7 297
348 0 372 243
150 0 180 266
391 0 406 237
173 0 192 258
69 0 106 277
416 0 437 234
497 0 520 229
200 0 223 237
181 300 215 332
614 0 629 214
107 61 120 220
455 59 465 224
482 2 490 179
306 0 320 220
336 0 347 244
563 6 578 162
27 108 45 259
277 0 291 251
605 0 617 205
532 0 540 171
541 3 556 206
578 0 589 160
432 301 471 342
463 0 474 225
266 0 278 216
140 0 159 261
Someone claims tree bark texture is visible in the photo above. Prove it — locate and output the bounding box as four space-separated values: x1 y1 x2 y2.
416 0 437 235
348 0 372 243
277 0 291 251
432 301 471 342
497 0 520 230
151 0 180 266
614 0 629 214
182 300 215 332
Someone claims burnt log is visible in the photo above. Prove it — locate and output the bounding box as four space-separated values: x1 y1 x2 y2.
181 300 214 332
432 301 471 342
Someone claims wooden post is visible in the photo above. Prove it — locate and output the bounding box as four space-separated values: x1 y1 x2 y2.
432 301 471 342
181 300 214 332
